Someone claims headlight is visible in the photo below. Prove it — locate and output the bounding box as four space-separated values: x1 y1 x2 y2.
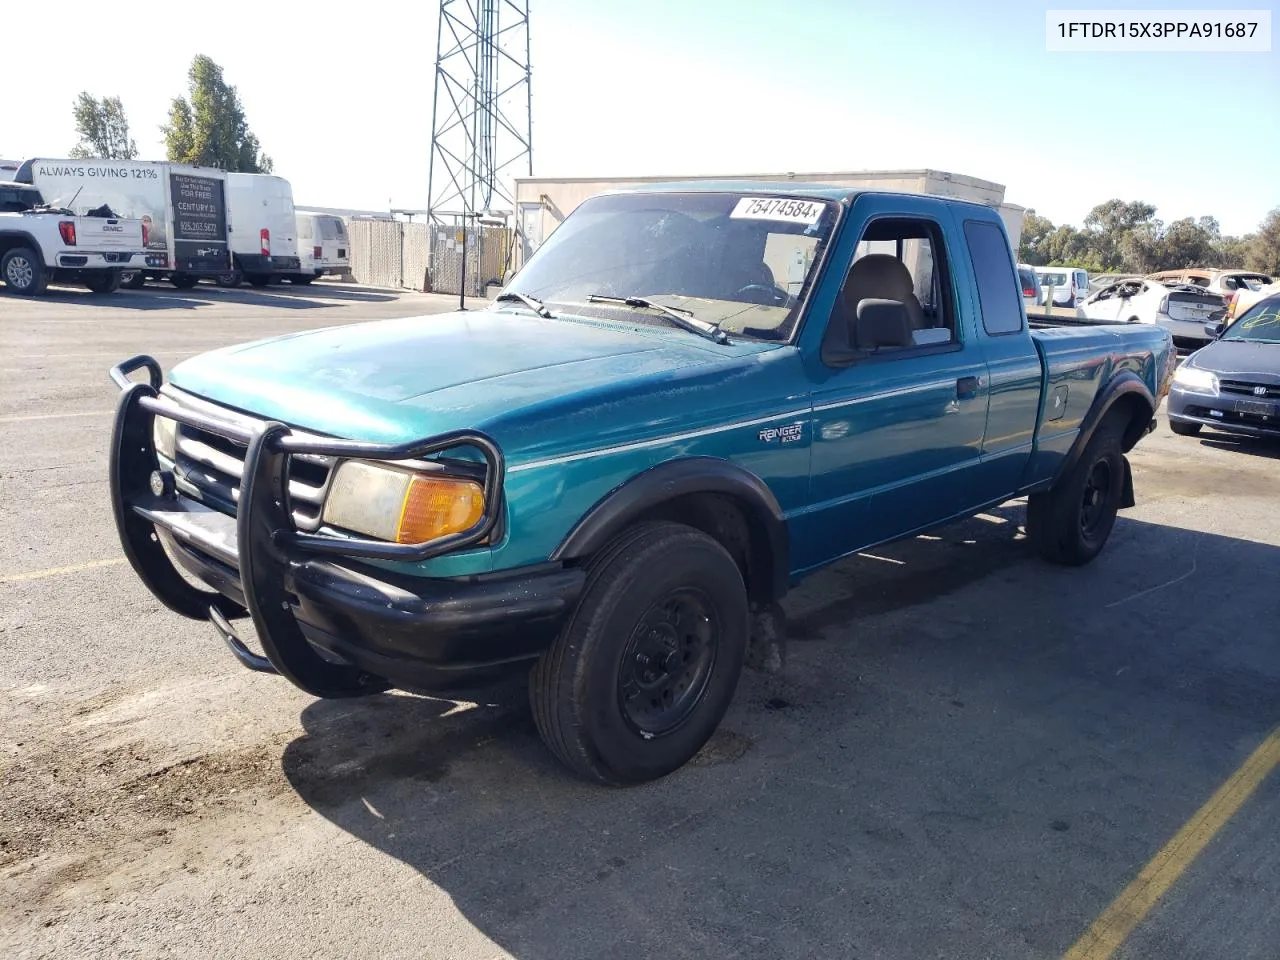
152 415 177 460
1172 366 1219 395
322 460 485 544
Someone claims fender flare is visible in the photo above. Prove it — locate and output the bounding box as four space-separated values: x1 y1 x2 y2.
1055 370 1155 486
550 456 790 601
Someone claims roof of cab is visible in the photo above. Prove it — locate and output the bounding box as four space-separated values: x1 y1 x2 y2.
599 179 1003 214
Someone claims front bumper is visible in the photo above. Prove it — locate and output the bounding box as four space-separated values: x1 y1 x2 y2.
108 355 583 696
1168 386 1280 438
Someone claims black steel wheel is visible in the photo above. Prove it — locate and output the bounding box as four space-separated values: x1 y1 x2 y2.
530 521 749 785
618 587 719 737
1027 414 1126 566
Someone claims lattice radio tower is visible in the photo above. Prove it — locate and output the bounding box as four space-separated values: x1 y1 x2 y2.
426 0 533 223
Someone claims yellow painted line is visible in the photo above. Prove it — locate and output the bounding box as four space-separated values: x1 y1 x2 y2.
1062 725 1280 960
0 557 127 584
0 410 112 423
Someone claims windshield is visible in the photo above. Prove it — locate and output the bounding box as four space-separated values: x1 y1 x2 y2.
1223 297 1280 342
503 191 839 340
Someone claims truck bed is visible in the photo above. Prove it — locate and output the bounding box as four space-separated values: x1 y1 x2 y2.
1025 322 1173 479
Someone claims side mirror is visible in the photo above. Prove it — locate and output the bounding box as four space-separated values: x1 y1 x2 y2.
1204 320 1226 338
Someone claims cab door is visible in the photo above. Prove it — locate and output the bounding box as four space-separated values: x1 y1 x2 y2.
791 196 991 572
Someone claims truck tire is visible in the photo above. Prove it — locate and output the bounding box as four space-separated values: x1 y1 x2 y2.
170 273 198 289
529 521 749 785
120 270 147 290
1 246 49 296
1027 415 1125 566
85 271 121 294
215 268 243 287
247 274 275 287
290 274 316 285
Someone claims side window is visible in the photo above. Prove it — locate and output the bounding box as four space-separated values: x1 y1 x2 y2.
963 219 1023 336
830 217 957 357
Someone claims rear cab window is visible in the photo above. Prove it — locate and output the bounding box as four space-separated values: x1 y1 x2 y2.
964 219 1023 335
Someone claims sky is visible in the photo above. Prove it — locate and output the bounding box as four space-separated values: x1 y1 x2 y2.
5 0 1278 235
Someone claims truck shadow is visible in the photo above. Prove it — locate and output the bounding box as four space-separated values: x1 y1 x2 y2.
280 509 1280 959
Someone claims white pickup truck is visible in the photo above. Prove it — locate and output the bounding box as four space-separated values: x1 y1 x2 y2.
0 181 144 295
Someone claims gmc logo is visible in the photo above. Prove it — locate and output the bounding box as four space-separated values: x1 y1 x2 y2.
103 225 124 232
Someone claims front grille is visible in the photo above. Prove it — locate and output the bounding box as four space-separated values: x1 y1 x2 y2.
171 416 335 531
1220 379 1280 399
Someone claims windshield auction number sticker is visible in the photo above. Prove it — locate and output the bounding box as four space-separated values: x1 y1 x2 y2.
731 197 824 225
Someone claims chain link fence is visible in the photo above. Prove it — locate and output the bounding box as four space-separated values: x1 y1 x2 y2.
347 217 512 294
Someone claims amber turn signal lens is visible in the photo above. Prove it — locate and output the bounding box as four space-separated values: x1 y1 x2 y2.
395 475 485 544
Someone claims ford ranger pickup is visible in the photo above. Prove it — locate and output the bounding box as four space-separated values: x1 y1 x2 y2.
107 184 1177 784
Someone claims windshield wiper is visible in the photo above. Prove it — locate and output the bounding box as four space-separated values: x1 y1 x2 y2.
586 294 729 344
495 291 552 318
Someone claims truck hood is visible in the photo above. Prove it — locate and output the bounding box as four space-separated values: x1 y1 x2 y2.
167 309 756 444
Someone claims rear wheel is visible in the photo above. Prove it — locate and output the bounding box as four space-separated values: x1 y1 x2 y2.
215 268 243 287
84 271 121 294
1170 419 1202 437
120 270 147 289
1027 416 1126 566
170 273 198 289
1 247 49 296
529 522 749 785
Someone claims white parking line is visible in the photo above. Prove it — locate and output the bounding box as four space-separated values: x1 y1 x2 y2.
0 410 113 423
0 557 126 584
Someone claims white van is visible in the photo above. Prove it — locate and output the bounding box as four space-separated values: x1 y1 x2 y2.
294 211 350 283
221 173 301 287
1034 266 1089 307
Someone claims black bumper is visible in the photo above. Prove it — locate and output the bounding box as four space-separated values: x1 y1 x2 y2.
108 356 583 696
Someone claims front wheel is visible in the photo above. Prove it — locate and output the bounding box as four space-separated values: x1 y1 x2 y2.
529 522 749 785
85 271 121 294
120 269 147 289
215 268 243 287
1027 416 1126 566
1 246 49 296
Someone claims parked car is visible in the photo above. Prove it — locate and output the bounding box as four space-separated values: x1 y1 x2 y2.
14 158 231 289
1034 265 1089 307
1167 293 1280 439
106 184 1174 785
1018 263 1042 311
1080 276 1225 347
294 211 350 284
0 181 144 295
1226 278 1280 322
1147 268 1274 299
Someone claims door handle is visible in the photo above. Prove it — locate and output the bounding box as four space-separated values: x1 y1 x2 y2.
956 376 980 399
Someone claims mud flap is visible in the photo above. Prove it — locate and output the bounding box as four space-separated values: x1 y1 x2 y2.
1120 455 1136 509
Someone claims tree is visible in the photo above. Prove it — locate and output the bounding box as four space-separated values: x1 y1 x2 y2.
1244 208 1280 275
162 55 273 173
1017 208 1056 265
69 93 137 159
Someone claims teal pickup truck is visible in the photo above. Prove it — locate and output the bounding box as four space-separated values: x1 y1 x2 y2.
108 184 1176 784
